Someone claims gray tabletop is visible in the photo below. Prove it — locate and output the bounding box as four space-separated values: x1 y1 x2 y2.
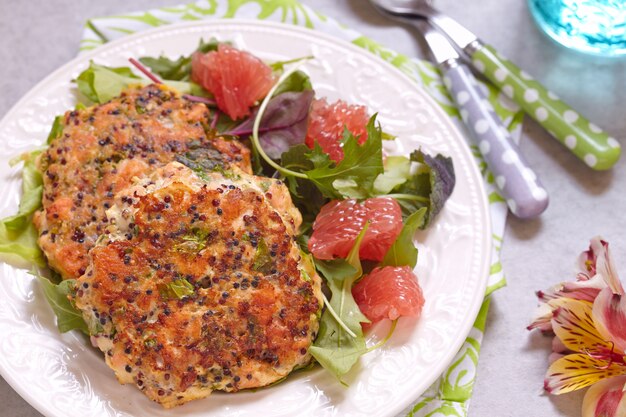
1 1 625 416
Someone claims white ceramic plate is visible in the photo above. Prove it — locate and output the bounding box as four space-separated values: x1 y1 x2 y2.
0 20 491 417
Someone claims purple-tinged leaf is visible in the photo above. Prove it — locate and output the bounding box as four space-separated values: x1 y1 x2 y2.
226 90 314 159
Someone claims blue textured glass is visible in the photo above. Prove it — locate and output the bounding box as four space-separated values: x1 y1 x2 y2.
528 0 626 56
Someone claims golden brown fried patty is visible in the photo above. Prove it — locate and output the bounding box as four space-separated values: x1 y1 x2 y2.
74 163 322 408
34 85 251 280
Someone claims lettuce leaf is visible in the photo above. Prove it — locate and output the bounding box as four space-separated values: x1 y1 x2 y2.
46 115 64 145
34 271 89 334
0 222 45 267
75 62 209 104
0 150 45 267
373 156 410 195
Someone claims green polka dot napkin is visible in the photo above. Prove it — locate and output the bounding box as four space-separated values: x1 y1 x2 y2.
81 2 519 415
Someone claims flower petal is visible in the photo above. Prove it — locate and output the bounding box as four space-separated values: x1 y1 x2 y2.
593 287 626 353
545 353 626 394
551 298 613 353
577 236 602 280
594 239 624 295
528 301 556 331
582 375 626 417
552 336 568 354
560 273 606 302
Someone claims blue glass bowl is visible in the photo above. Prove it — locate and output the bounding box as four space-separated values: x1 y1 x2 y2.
528 0 626 56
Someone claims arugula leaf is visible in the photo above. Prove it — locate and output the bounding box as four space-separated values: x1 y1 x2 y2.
281 145 328 219
305 115 384 199
309 225 370 381
281 144 315 176
315 259 357 283
381 208 426 268
35 272 89 334
280 145 327 234
139 38 221 81
226 91 314 159
158 278 195 300
0 150 45 267
75 62 209 104
392 149 455 226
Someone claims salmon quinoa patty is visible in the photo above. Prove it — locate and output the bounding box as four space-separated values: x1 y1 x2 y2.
34 84 251 280
74 162 322 408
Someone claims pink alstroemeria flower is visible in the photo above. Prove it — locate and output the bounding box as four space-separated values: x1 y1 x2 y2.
528 237 626 417
528 237 610 333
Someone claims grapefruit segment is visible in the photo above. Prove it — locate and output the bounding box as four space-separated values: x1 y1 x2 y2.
352 266 425 323
308 197 402 262
305 99 370 162
191 44 275 120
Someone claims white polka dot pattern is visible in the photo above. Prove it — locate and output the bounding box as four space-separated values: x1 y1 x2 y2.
470 43 621 171
584 154 598 167
475 119 489 134
564 110 579 123
565 135 577 149
457 91 470 105
524 89 539 103
535 107 548 122
444 63 548 218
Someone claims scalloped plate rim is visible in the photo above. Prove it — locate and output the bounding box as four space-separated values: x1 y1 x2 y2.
0 19 492 417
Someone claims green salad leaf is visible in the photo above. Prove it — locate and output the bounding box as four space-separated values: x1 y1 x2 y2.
4 151 44 231
46 115 64 145
281 145 326 232
75 62 209 104
0 150 45 267
0 221 45 267
76 63 142 103
34 272 89 334
373 156 411 195
305 116 383 200
139 38 221 81
272 70 312 97
381 207 427 269
269 56 314 96
390 149 455 226
309 224 370 382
